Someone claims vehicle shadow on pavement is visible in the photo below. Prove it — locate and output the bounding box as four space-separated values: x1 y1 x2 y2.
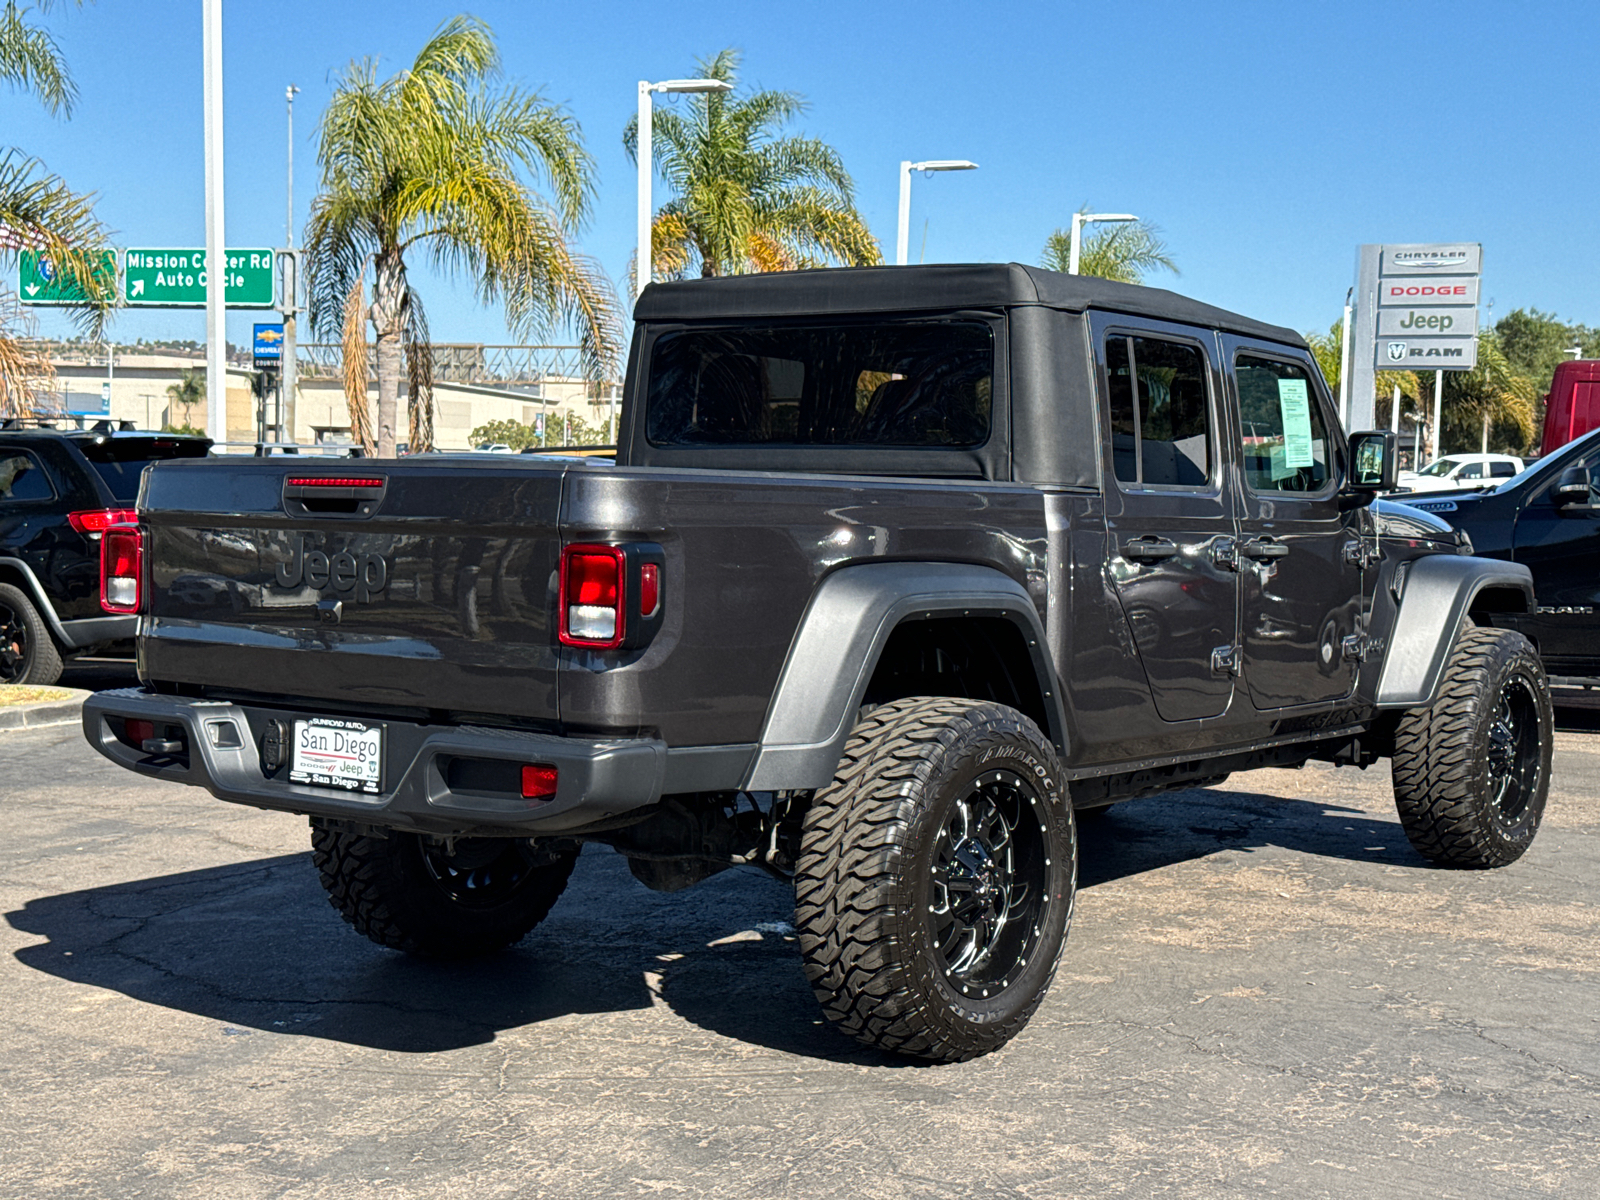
5 850 659 1054
1075 785 1421 888
6 786 1419 1060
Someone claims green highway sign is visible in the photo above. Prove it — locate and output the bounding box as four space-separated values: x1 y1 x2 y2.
123 247 276 308
17 249 117 306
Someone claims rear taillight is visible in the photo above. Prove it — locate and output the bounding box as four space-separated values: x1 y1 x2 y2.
101 525 143 614
69 508 139 539
559 544 625 647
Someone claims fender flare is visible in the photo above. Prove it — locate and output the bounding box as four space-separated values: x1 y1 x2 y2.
741 561 1065 791
0 556 69 644
1374 555 1535 708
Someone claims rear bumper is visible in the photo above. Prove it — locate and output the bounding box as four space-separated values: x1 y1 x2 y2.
82 689 667 836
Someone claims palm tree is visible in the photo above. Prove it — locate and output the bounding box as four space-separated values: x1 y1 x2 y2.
1041 212 1176 285
1441 333 1537 454
623 49 880 280
1 1 116 417
165 367 204 428
305 15 621 457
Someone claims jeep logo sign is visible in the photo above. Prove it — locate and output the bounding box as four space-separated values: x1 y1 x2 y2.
1378 306 1479 337
274 537 389 603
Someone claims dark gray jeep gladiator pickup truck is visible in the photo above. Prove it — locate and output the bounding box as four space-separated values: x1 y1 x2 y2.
83 264 1553 1062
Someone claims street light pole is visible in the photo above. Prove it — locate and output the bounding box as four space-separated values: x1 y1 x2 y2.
281 82 300 443
896 160 978 266
636 77 733 304
1068 212 1138 275
202 0 225 442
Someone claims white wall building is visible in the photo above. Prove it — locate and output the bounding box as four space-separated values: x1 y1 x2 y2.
45 344 620 450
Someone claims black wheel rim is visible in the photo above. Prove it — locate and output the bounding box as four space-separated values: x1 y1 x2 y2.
928 768 1051 999
0 601 29 684
418 838 541 909
1485 676 1542 826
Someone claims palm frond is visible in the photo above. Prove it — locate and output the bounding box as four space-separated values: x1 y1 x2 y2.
0 150 115 336
1041 215 1177 285
341 275 374 455
0 283 55 418
404 285 433 453
0 1 76 116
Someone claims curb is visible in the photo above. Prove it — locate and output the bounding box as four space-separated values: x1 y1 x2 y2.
0 688 91 732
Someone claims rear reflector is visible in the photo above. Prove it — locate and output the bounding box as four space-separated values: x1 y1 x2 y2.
640 563 661 618
100 525 143 614
125 719 154 747
68 508 139 537
521 764 559 800
559 544 625 647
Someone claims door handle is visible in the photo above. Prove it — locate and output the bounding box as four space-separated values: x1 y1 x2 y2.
1241 537 1289 561
1123 537 1179 562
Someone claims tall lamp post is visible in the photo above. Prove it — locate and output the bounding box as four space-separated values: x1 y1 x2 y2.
281 82 300 443
1067 212 1137 275
896 160 977 266
636 78 733 304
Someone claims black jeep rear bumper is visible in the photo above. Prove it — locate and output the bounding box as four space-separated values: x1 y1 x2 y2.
82 689 668 836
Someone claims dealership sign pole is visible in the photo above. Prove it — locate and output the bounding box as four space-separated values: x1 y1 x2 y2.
1348 243 1480 457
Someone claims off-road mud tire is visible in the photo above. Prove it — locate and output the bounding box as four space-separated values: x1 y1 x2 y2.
1391 626 1552 868
0 582 63 686
310 824 579 957
794 697 1075 1063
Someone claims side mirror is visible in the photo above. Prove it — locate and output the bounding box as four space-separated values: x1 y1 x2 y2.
1346 430 1397 493
1552 466 1592 508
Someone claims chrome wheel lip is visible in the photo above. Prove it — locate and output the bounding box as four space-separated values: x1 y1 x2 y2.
928 767 1051 999
1485 675 1542 826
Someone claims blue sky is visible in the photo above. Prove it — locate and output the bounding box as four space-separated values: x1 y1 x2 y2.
10 0 1599 350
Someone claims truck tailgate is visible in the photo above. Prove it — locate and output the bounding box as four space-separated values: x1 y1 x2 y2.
138 457 565 722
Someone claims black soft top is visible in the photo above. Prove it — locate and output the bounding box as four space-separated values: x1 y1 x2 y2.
634 262 1304 347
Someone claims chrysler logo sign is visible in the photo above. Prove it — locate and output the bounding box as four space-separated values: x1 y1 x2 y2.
1389 250 1470 270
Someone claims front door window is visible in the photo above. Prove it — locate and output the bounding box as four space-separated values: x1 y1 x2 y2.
1231 350 1366 709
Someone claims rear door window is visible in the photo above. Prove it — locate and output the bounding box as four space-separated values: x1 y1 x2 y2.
645 320 993 448
0 449 54 502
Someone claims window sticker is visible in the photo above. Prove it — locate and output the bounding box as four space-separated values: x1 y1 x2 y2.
1277 378 1314 469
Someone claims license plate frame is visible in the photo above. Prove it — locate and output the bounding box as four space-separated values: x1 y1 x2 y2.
288 717 383 795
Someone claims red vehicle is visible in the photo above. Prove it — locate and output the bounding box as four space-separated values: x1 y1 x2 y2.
1540 359 1600 456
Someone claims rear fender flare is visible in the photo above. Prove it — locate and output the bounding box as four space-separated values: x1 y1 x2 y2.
0 556 69 645
741 562 1065 791
1374 555 1535 708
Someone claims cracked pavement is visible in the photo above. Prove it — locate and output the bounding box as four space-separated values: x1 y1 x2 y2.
2 696 1599 1199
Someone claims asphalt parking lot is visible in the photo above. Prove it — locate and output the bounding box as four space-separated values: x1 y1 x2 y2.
2 689 1597 1199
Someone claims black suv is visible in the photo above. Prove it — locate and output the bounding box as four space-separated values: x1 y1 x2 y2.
1399 427 1600 680
0 420 209 684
